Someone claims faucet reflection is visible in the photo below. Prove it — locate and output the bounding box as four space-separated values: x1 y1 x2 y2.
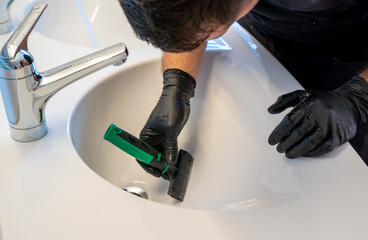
0 2 128 142
0 0 13 34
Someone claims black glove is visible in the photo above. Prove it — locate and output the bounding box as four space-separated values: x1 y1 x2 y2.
268 76 368 159
137 69 196 177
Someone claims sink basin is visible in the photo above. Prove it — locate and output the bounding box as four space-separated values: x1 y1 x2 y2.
68 24 308 210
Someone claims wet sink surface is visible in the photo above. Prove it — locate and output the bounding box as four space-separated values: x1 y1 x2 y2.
68 51 304 210
67 24 366 215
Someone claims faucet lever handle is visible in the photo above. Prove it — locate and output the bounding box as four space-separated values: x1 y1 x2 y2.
1 2 47 59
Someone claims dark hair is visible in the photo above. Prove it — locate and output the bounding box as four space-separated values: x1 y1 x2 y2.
119 0 242 52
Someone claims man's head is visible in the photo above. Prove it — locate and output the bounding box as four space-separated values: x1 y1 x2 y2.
120 0 257 53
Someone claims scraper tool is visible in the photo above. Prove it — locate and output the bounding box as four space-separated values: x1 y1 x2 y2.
103 123 193 201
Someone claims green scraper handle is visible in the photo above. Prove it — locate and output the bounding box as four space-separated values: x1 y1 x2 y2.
103 124 170 174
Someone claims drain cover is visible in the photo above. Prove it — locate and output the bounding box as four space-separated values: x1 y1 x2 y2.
122 186 148 199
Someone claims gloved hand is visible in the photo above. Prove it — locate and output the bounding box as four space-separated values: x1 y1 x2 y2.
268 76 368 158
137 68 196 177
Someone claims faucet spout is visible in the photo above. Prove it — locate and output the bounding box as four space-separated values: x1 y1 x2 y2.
35 43 128 99
11 43 128 142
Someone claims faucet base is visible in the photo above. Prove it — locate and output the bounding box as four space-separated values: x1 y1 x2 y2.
10 122 48 142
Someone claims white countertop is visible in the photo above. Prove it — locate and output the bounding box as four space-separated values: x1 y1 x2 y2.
0 22 367 240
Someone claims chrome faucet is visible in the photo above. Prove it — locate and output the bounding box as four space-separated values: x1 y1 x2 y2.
0 2 128 142
0 0 13 34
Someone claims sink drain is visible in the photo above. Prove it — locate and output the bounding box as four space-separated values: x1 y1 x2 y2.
123 186 148 199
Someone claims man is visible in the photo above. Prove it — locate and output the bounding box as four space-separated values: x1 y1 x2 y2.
119 0 368 175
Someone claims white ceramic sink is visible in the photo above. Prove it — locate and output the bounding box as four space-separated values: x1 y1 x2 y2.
1 12 367 237
67 23 367 213
68 24 316 210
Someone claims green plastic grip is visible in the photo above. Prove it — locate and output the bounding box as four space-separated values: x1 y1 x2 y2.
103 124 169 174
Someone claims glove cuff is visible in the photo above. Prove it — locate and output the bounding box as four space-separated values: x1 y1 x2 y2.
163 69 196 98
335 76 368 124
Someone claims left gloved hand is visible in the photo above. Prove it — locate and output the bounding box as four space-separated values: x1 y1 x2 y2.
268 76 368 158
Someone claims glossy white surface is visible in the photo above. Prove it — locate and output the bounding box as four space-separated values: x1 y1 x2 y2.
11 0 149 49
70 24 356 211
0 2 367 240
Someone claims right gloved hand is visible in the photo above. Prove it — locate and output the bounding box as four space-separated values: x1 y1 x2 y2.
137 68 196 177
268 76 368 158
